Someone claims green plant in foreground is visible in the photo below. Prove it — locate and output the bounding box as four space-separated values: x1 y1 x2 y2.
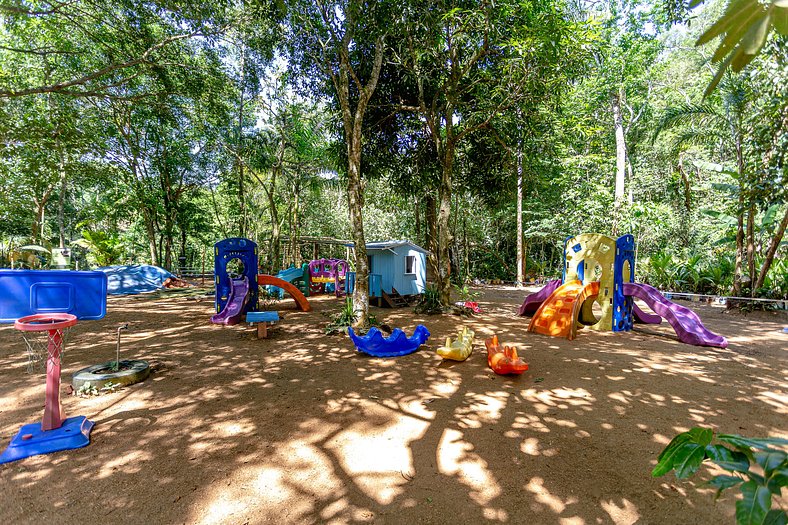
453 283 480 303
325 298 379 334
325 298 357 334
652 427 787 524
415 284 444 315
77 382 99 397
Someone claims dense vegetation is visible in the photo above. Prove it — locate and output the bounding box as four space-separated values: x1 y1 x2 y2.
1 0 786 320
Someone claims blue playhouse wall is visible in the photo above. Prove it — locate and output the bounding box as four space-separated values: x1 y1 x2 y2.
0 270 108 323
345 272 382 297
613 234 636 332
367 245 426 296
214 238 258 314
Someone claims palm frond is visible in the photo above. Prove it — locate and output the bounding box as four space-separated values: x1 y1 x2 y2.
668 129 724 155
652 103 725 144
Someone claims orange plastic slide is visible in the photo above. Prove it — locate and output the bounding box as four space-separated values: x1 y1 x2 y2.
527 280 599 340
256 275 312 312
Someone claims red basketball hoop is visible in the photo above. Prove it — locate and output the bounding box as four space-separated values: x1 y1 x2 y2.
14 313 78 431
14 313 77 333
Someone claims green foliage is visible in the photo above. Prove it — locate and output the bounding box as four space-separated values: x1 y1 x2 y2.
453 284 480 303
759 259 788 299
694 0 788 96
653 427 788 525
72 230 125 267
415 285 445 315
0 0 785 307
76 382 99 397
325 298 377 334
642 251 736 295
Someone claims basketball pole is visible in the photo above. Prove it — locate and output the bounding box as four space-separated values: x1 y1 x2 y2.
42 328 66 431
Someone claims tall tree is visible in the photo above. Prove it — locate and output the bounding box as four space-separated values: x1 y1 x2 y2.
394 0 583 303
287 0 389 326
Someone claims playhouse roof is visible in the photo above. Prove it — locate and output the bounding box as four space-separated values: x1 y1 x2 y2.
345 240 430 255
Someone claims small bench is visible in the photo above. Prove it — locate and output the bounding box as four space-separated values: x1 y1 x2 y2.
246 311 280 339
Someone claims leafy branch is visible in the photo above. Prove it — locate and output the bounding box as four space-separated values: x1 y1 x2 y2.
653 427 787 525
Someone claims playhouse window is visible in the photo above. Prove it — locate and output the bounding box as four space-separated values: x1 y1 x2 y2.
405 255 416 274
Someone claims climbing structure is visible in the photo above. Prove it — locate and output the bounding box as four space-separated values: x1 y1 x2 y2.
525 233 727 348
213 238 258 323
308 258 348 297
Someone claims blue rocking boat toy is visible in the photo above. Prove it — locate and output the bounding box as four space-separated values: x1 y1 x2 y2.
348 325 430 357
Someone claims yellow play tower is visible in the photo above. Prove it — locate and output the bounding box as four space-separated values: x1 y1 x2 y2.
527 233 624 340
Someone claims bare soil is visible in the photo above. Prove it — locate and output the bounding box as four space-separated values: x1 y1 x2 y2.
0 285 785 525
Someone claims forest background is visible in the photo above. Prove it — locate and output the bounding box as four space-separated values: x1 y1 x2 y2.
0 0 786 319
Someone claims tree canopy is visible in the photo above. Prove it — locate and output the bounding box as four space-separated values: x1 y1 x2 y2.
1 0 785 305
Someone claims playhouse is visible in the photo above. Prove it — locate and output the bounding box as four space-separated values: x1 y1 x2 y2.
345 241 428 307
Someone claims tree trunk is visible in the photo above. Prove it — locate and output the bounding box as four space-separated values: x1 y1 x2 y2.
753 206 788 292
32 198 47 244
436 145 454 305
462 213 469 282
746 203 755 296
425 193 439 282
516 147 524 286
289 185 300 266
57 151 67 249
143 208 159 266
612 89 627 207
179 224 187 270
236 41 247 238
732 136 746 296
161 185 174 271
347 144 369 326
414 197 421 244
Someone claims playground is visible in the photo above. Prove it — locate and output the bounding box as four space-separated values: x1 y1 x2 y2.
0 284 785 524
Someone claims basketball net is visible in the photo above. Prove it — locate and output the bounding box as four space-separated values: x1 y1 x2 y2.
21 326 71 373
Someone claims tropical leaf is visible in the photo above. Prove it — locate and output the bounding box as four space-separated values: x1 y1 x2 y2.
653 428 713 478
706 444 751 473
761 204 782 229
652 103 723 144
696 0 788 96
762 510 788 525
736 480 771 525
701 208 738 228
718 434 788 451
707 474 745 499
755 450 787 474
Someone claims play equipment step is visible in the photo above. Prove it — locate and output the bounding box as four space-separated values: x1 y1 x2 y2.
382 288 408 308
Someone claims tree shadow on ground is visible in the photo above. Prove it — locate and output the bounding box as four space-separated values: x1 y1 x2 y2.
0 287 785 524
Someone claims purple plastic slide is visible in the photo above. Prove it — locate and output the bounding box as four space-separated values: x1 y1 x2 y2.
623 282 728 348
211 277 250 326
518 279 561 316
633 303 662 324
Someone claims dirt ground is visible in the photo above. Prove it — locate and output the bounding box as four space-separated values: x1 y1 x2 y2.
0 285 786 525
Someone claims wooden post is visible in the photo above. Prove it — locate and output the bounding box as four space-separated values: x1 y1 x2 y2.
201 245 206 286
